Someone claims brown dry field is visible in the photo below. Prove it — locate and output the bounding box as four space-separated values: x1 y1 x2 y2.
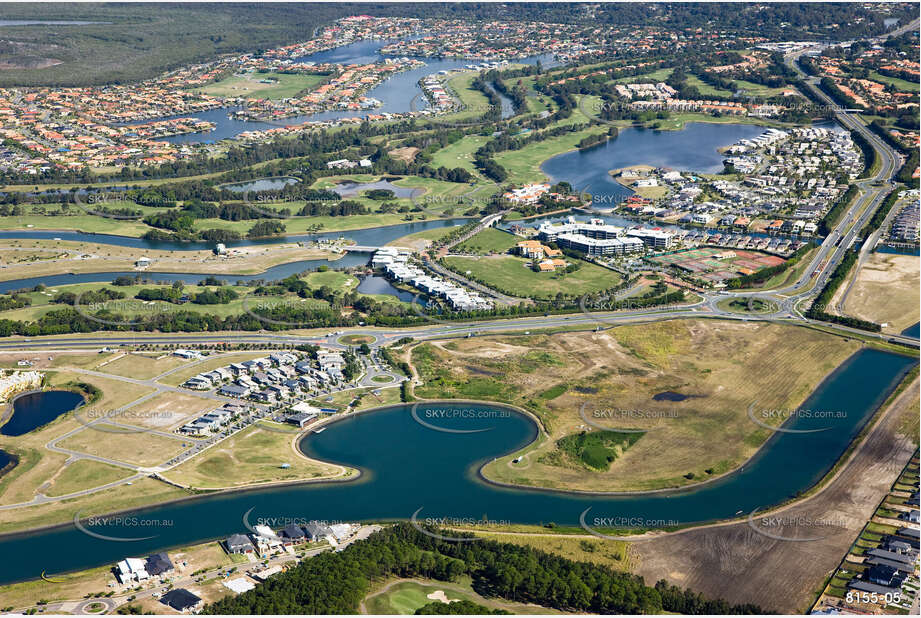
631 376 919 614
842 252 919 333
0 238 336 281
95 351 188 379
389 146 419 163
413 320 860 492
56 423 188 467
121 391 218 429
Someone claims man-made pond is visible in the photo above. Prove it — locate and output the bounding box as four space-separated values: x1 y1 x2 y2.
356 274 416 302
0 390 85 437
0 347 913 585
331 180 417 199
221 177 300 193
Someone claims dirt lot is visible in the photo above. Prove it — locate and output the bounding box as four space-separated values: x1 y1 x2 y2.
631 375 919 613
843 252 919 333
412 320 859 492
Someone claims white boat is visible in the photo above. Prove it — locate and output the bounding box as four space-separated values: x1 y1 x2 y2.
313 427 327 433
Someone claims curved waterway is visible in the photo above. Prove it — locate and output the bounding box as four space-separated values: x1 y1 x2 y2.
0 348 913 585
154 39 557 144
0 217 469 252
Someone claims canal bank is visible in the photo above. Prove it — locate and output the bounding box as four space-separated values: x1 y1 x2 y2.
0 347 913 585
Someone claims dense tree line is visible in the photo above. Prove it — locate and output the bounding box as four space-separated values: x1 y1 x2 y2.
818 185 857 236
805 250 880 332
859 187 902 238
850 130 878 179
202 523 768 615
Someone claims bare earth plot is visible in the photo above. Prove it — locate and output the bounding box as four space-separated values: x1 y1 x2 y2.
121 391 219 430
412 320 859 492
631 375 919 614
842 252 919 334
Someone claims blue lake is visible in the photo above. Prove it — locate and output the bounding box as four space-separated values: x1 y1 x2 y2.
0 347 913 585
0 390 85 437
221 177 300 193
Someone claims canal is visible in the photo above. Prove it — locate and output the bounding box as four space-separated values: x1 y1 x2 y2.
0 347 913 585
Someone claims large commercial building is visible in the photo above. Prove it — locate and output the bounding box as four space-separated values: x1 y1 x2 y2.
537 217 672 254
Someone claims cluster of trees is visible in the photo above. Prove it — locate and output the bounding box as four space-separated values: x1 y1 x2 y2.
805 250 880 332
850 130 878 179
0 294 31 311
52 288 124 306
859 187 901 238
202 523 766 615
818 185 858 236
246 221 286 238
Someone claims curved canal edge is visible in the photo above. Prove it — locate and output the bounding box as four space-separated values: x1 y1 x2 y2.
0 348 913 586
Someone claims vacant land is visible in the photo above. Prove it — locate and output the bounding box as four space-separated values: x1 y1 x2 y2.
188 70 329 99
57 424 188 467
454 228 520 254
0 476 185 535
123 391 218 429
0 238 335 282
162 421 344 489
443 255 620 299
411 321 859 492
43 460 133 497
843 252 919 334
632 374 919 613
95 352 187 380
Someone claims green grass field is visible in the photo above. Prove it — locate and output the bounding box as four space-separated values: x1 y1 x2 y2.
869 71 919 94
493 123 608 185
363 579 559 615
686 74 734 97
163 421 342 489
454 228 520 254
44 460 134 497
443 255 620 299
429 135 490 173
188 71 329 99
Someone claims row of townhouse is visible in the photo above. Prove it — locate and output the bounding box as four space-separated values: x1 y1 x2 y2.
373 247 493 311
225 521 358 558
180 403 247 435
183 350 347 403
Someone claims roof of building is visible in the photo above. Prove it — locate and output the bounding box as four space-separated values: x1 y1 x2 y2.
160 588 202 611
